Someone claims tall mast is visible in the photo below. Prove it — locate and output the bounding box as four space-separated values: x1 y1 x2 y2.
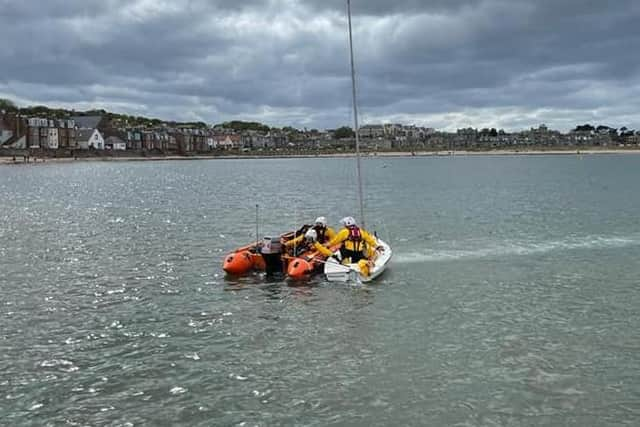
347 0 365 228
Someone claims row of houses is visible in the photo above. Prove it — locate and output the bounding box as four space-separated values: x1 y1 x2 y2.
0 112 260 152
0 113 106 150
2 111 639 153
361 124 640 149
359 124 436 140
0 111 440 152
447 125 640 148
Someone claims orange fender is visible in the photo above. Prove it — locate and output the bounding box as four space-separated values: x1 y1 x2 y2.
287 257 315 279
223 250 254 275
285 243 341 279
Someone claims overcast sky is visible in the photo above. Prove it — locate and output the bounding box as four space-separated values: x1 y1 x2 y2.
1 0 639 131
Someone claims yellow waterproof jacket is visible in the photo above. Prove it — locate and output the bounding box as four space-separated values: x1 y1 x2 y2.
326 227 378 252
310 241 334 257
284 226 336 248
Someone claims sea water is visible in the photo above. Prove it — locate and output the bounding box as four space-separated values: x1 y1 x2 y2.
1 155 639 426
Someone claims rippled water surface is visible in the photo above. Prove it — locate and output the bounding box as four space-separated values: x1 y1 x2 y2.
1 155 640 426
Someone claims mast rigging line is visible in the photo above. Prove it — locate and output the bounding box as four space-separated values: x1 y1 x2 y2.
347 0 366 229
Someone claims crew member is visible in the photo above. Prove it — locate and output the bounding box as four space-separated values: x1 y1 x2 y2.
325 216 381 264
303 229 336 258
284 216 336 254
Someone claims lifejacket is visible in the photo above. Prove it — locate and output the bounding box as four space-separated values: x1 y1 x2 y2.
314 225 327 244
295 227 325 256
286 224 312 256
295 224 311 237
346 226 363 252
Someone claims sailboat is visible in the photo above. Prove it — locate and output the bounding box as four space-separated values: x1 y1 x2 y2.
323 0 393 283
222 1 391 282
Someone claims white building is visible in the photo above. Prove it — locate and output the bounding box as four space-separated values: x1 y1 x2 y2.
360 124 385 139
105 136 126 150
77 129 104 150
215 134 241 149
47 128 59 149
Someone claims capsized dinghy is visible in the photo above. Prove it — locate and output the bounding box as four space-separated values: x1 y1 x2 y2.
324 238 392 283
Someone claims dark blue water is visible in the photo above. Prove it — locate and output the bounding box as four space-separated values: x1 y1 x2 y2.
1 155 639 426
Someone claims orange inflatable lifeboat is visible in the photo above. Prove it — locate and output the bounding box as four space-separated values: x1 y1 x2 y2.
222 228 304 276
223 226 337 279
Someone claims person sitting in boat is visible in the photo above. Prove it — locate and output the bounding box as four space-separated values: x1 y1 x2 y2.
283 216 336 255
324 216 382 264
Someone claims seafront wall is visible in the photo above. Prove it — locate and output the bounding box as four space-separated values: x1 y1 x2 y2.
3 148 640 165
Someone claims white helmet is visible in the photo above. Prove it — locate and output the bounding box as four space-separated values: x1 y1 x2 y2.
304 228 317 242
340 216 356 227
314 216 327 227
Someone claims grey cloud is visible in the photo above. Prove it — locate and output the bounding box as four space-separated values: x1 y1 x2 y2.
0 0 639 131
305 0 485 15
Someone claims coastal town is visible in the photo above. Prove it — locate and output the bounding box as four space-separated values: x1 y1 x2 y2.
1 101 640 159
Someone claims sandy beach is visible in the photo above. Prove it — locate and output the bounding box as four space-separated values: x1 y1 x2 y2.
2 148 640 166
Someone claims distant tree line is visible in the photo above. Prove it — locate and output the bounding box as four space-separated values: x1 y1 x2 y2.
1 97 637 137
574 124 636 137
479 128 499 137
333 126 355 138
0 98 17 111
218 120 271 132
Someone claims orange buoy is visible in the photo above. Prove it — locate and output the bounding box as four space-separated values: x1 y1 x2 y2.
287 257 315 279
223 250 254 275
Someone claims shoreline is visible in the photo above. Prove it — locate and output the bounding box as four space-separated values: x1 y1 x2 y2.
2 148 640 165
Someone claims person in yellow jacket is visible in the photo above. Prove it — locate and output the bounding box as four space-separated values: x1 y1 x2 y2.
284 216 336 254
302 228 336 258
325 216 381 262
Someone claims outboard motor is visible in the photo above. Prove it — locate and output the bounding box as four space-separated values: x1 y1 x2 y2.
260 236 283 276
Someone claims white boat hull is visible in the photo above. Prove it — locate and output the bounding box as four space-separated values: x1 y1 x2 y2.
324 239 392 283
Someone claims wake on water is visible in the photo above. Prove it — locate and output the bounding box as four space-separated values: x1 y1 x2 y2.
394 234 640 264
